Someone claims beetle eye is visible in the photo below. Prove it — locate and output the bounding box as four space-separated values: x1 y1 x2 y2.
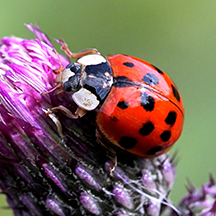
63 75 80 92
63 81 73 92
66 62 81 73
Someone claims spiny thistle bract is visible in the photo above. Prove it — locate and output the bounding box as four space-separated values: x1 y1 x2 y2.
169 175 216 216
0 24 179 216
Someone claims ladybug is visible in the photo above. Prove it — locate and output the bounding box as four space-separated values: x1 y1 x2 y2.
47 40 184 166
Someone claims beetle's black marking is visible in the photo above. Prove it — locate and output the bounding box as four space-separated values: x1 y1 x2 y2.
165 111 177 125
160 131 171 142
63 81 74 92
151 64 164 74
85 62 113 78
139 122 154 136
171 84 180 102
123 62 134 67
117 100 129 109
66 62 81 72
82 62 113 101
119 136 137 149
62 63 81 92
146 146 163 155
113 76 137 88
142 73 159 85
140 92 155 111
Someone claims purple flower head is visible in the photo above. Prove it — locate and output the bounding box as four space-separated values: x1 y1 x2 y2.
170 175 216 216
0 24 179 215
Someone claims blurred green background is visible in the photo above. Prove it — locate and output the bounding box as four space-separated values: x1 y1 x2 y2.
0 1 216 215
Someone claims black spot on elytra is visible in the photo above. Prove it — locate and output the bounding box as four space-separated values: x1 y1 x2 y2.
139 122 154 136
160 131 171 142
165 111 177 125
151 64 164 74
142 73 159 85
117 100 129 109
140 92 155 111
117 101 129 109
171 84 180 102
123 62 134 67
146 146 163 155
119 136 137 149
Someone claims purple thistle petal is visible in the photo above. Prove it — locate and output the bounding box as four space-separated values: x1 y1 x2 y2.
21 194 43 216
25 24 53 48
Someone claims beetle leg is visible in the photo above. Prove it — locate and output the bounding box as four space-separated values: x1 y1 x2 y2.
47 105 87 119
59 39 100 59
55 88 65 95
53 49 64 74
109 153 117 177
41 83 63 95
45 106 86 137
74 107 87 118
47 105 80 119
43 108 64 138
96 130 117 176
79 64 86 80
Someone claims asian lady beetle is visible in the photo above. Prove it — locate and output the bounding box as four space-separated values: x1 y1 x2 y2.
47 40 184 169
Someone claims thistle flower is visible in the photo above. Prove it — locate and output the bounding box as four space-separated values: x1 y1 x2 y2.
169 175 216 216
0 24 178 215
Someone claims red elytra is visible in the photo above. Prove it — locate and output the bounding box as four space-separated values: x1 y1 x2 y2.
96 54 184 157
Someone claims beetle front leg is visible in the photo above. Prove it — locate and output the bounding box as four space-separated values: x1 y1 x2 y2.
47 105 87 119
47 105 79 119
45 106 86 137
52 49 65 74
58 39 100 59
41 83 63 95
